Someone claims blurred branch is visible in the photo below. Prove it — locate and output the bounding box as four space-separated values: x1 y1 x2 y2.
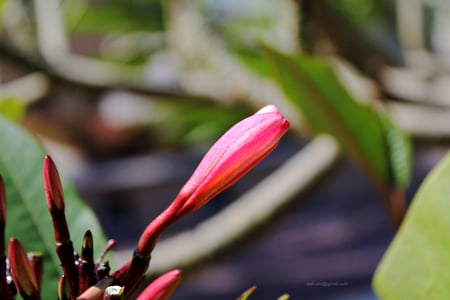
31 0 148 90
0 73 50 103
382 65 450 108
115 135 340 278
164 0 302 127
33 0 70 65
0 1 220 105
396 0 425 53
388 101 450 140
395 0 438 70
0 38 220 103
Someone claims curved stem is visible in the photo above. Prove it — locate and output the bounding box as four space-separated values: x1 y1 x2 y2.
113 135 340 281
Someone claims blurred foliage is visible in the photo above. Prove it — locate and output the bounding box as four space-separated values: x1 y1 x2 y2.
374 152 450 299
66 0 164 34
327 0 390 24
0 0 413 196
156 101 251 147
263 46 411 193
197 0 298 76
0 97 26 121
199 0 297 48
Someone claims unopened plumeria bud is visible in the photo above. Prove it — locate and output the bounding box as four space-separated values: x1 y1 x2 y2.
137 104 290 255
136 270 182 300
114 105 289 295
43 156 78 299
8 238 40 300
43 155 70 244
79 231 95 294
81 231 94 264
175 105 290 215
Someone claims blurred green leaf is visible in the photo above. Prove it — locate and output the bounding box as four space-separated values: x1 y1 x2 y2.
0 116 107 299
263 45 411 194
154 101 251 147
68 3 164 34
328 0 389 24
373 152 450 299
0 96 26 121
200 0 297 77
234 48 273 78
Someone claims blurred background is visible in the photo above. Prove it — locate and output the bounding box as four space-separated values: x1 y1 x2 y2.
1 0 450 299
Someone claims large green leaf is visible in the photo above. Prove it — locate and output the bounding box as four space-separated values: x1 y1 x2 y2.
0 116 107 298
373 151 450 299
263 45 411 194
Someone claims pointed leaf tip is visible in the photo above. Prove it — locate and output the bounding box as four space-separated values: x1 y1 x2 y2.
237 286 257 300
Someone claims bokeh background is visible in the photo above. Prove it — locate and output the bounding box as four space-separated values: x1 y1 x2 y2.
1 0 450 299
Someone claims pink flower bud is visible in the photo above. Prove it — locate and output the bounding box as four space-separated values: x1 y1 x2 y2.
174 104 290 215
136 105 289 255
136 270 182 300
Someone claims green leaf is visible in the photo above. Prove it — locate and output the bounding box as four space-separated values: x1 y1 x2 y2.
0 116 107 299
373 151 450 299
68 4 164 34
380 113 412 188
263 45 411 193
0 96 26 121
